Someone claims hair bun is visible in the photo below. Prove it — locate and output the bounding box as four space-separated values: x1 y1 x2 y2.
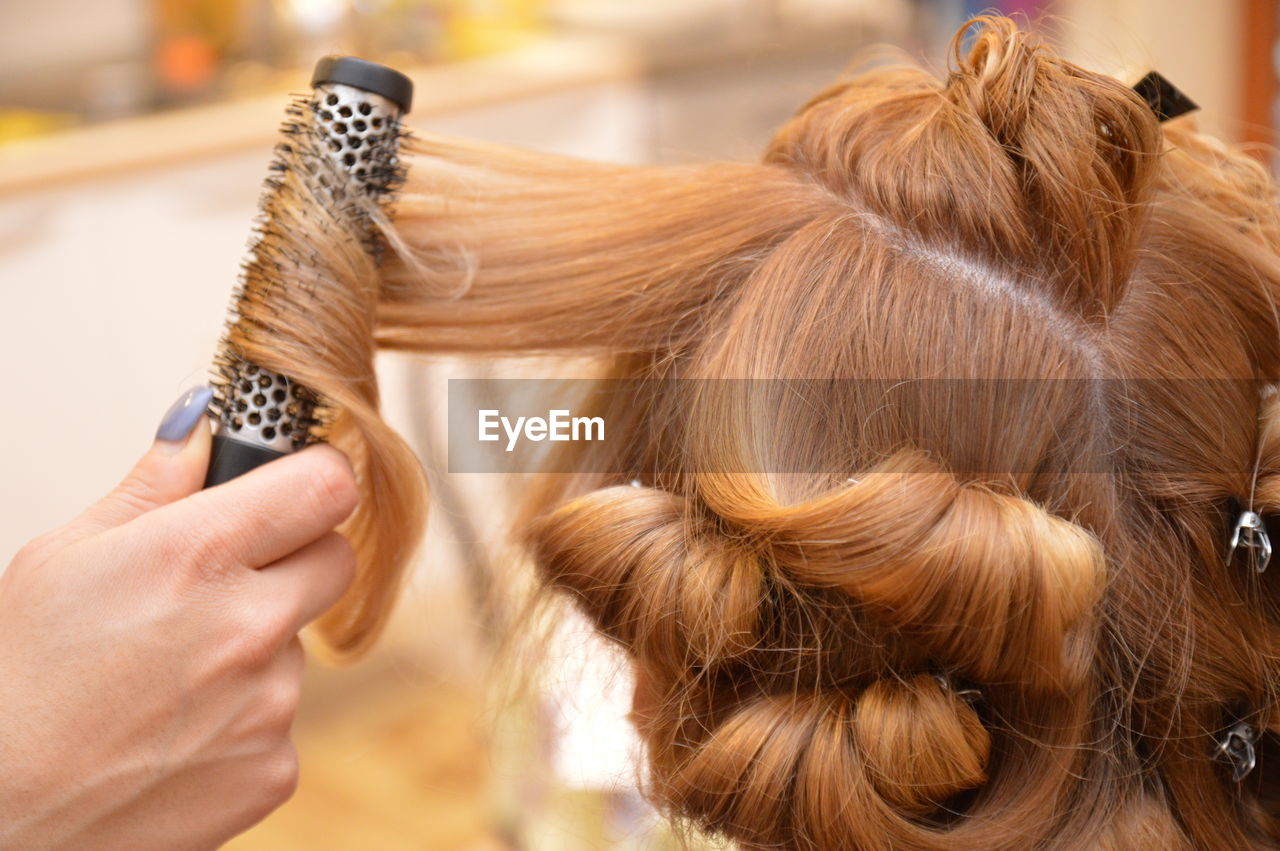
945 17 1161 313
531 484 762 674
664 681 989 847
766 16 1161 316
854 675 990 815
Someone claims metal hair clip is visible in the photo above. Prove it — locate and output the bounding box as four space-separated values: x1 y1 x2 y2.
1132 71 1199 122
932 671 982 705
1213 721 1258 782
1228 510 1272 573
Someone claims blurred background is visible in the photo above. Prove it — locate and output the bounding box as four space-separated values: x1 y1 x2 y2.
0 0 1275 848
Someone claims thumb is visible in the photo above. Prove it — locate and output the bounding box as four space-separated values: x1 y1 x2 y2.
68 386 215 539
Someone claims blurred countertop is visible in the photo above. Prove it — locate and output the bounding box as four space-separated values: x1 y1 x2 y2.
0 7 919 198
0 34 644 197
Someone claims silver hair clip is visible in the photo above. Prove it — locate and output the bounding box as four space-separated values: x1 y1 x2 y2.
1213 721 1258 782
629 479 643 488
1228 510 1271 573
932 671 981 705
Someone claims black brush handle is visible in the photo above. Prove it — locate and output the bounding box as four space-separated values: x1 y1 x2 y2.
204 434 287 487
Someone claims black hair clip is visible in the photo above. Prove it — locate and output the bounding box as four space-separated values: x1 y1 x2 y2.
1213 721 1258 782
1228 509 1272 573
1132 71 1199 122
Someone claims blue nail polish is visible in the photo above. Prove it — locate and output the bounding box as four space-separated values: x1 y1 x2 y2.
156 386 214 443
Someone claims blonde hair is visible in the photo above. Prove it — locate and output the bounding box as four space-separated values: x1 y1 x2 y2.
252 16 1280 847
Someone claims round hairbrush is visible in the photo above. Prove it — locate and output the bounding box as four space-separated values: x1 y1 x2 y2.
204 57 413 487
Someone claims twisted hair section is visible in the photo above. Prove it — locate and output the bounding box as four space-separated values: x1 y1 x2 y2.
694 452 1104 693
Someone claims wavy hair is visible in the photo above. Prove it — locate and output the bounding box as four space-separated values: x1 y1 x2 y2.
252 16 1280 848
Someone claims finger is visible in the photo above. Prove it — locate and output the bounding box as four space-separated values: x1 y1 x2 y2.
137 443 358 573
254 532 357 637
50 387 214 553
281 634 305 676
237 637 305 738
263 635 306 702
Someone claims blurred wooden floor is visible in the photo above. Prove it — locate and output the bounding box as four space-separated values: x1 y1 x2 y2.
225 650 499 851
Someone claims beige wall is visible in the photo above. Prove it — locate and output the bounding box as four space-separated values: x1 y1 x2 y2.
1059 0 1244 140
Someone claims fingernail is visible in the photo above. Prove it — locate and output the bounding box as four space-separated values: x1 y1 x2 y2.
155 386 214 444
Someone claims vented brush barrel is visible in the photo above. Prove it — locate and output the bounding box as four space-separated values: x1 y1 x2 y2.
204 56 413 488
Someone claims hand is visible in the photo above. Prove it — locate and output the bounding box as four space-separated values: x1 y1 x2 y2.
0 387 358 849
